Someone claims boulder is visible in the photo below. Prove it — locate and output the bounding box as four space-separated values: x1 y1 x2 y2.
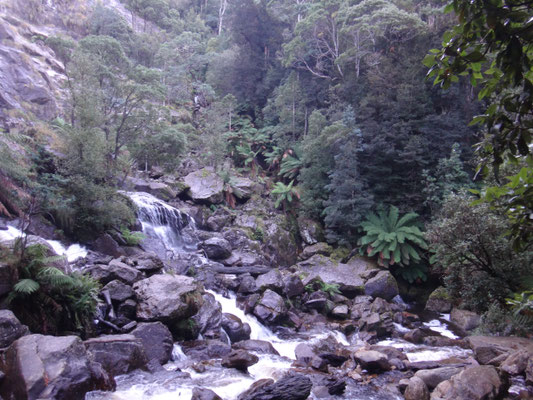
364 270 399 301
207 209 233 232
297 217 324 245
85 260 143 285
128 252 164 273
233 340 279 356
102 280 133 302
500 350 530 375
0 310 29 348
131 322 173 365
1 334 113 400
405 377 430 400
262 215 299 268
93 233 125 258
84 334 148 376
183 168 224 204
425 287 453 313
238 274 258 294
221 349 259 371
299 242 332 261
130 178 176 201
430 366 502 400
231 177 257 200
221 313 251 343
238 373 312 400
253 289 287 325
282 275 304 298
451 308 481 331
200 237 232 260
192 292 223 340
192 388 223 400
255 269 283 293
182 339 231 360
415 367 464 390
354 350 391 372
133 274 202 322
295 343 316 365
465 336 533 364
330 305 349 319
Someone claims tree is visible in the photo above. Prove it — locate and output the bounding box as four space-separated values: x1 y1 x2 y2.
425 0 533 249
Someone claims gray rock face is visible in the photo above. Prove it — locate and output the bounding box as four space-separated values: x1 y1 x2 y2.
299 242 332 261
466 336 533 364
183 168 224 204
238 374 312 400
415 367 464 390
102 279 133 302
253 289 288 325
86 260 143 285
297 217 324 245
255 270 283 293
221 313 251 343
0 310 28 348
500 350 530 375
364 270 399 301
131 322 173 365
1 334 113 400
430 366 501 400
93 234 125 258
330 305 349 319
221 349 259 371
84 334 148 376
425 287 452 313
130 178 176 201
129 252 164 273
451 308 481 331
200 237 232 260
192 292 223 340
231 177 257 200
405 377 429 400
354 350 391 372
282 275 304 298
133 274 202 321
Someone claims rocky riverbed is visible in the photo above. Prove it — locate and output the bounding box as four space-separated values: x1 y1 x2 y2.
0 172 532 400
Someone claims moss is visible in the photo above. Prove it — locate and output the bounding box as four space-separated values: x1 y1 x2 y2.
429 286 451 301
330 247 351 261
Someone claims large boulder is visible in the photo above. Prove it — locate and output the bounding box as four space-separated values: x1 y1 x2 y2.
299 242 332 261
353 349 391 372
221 349 259 371
430 366 502 400
231 177 258 200
200 237 232 260
0 310 29 348
84 334 148 376
102 279 133 302
450 308 481 331
415 367 464 390
466 336 533 364
295 255 375 298
238 373 312 400
130 178 176 201
192 292 223 340
282 275 304 298
253 289 287 325
92 234 125 258
405 376 430 400
183 168 224 204
1 334 113 400
297 217 324 245
425 287 453 313
364 270 399 301
233 340 279 356
131 322 174 365
133 274 203 322
85 259 143 285
221 313 251 343
255 269 283 293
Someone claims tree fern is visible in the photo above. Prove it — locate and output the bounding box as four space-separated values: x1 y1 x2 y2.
11 279 40 296
359 206 428 268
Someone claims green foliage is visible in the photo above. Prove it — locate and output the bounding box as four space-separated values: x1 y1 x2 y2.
121 227 145 246
427 192 533 313
506 291 533 317
271 180 299 210
359 206 428 268
9 244 100 335
477 302 533 337
396 263 428 284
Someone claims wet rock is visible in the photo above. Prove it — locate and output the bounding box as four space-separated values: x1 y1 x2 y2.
131 322 173 365
86 260 143 285
299 242 332 261
128 252 164 273
425 287 452 313
182 340 231 360
238 274 258 294
238 373 312 400
234 340 279 355
102 280 133 302
415 367 464 390
1 334 113 400
131 179 176 201
253 289 287 325
200 237 232 260
466 336 533 365
255 269 283 293
93 233 125 258
297 217 324 245
282 275 304 298
183 168 224 204
431 365 502 400
0 310 29 348
84 334 148 376
319 352 348 367
221 349 259 371
133 274 202 322
193 292 223 340
295 343 315 364
330 305 349 319
404 328 430 344
354 349 391 372
192 387 223 400
221 313 251 343
405 376 429 400
364 270 399 301
451 308 481 331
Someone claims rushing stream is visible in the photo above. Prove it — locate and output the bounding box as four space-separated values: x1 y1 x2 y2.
83 192 472 399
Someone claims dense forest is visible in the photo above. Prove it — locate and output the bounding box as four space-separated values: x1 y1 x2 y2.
0 0 533 397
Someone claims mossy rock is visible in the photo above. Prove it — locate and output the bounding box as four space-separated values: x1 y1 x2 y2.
425 287 453 313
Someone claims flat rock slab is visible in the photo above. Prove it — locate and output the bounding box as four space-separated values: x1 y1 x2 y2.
183 168 224 204
466 336 533 364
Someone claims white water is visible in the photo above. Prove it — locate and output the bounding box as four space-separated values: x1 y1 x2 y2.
0 225 87 262
423 318 459 339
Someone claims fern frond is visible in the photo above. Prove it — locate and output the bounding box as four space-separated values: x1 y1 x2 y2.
13 279 40 295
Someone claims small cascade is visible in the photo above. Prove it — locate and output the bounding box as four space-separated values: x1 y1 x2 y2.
125 192 199 259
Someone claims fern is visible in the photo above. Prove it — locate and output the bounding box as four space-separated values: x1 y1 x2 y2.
12 279 40 296
358 206 428 268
